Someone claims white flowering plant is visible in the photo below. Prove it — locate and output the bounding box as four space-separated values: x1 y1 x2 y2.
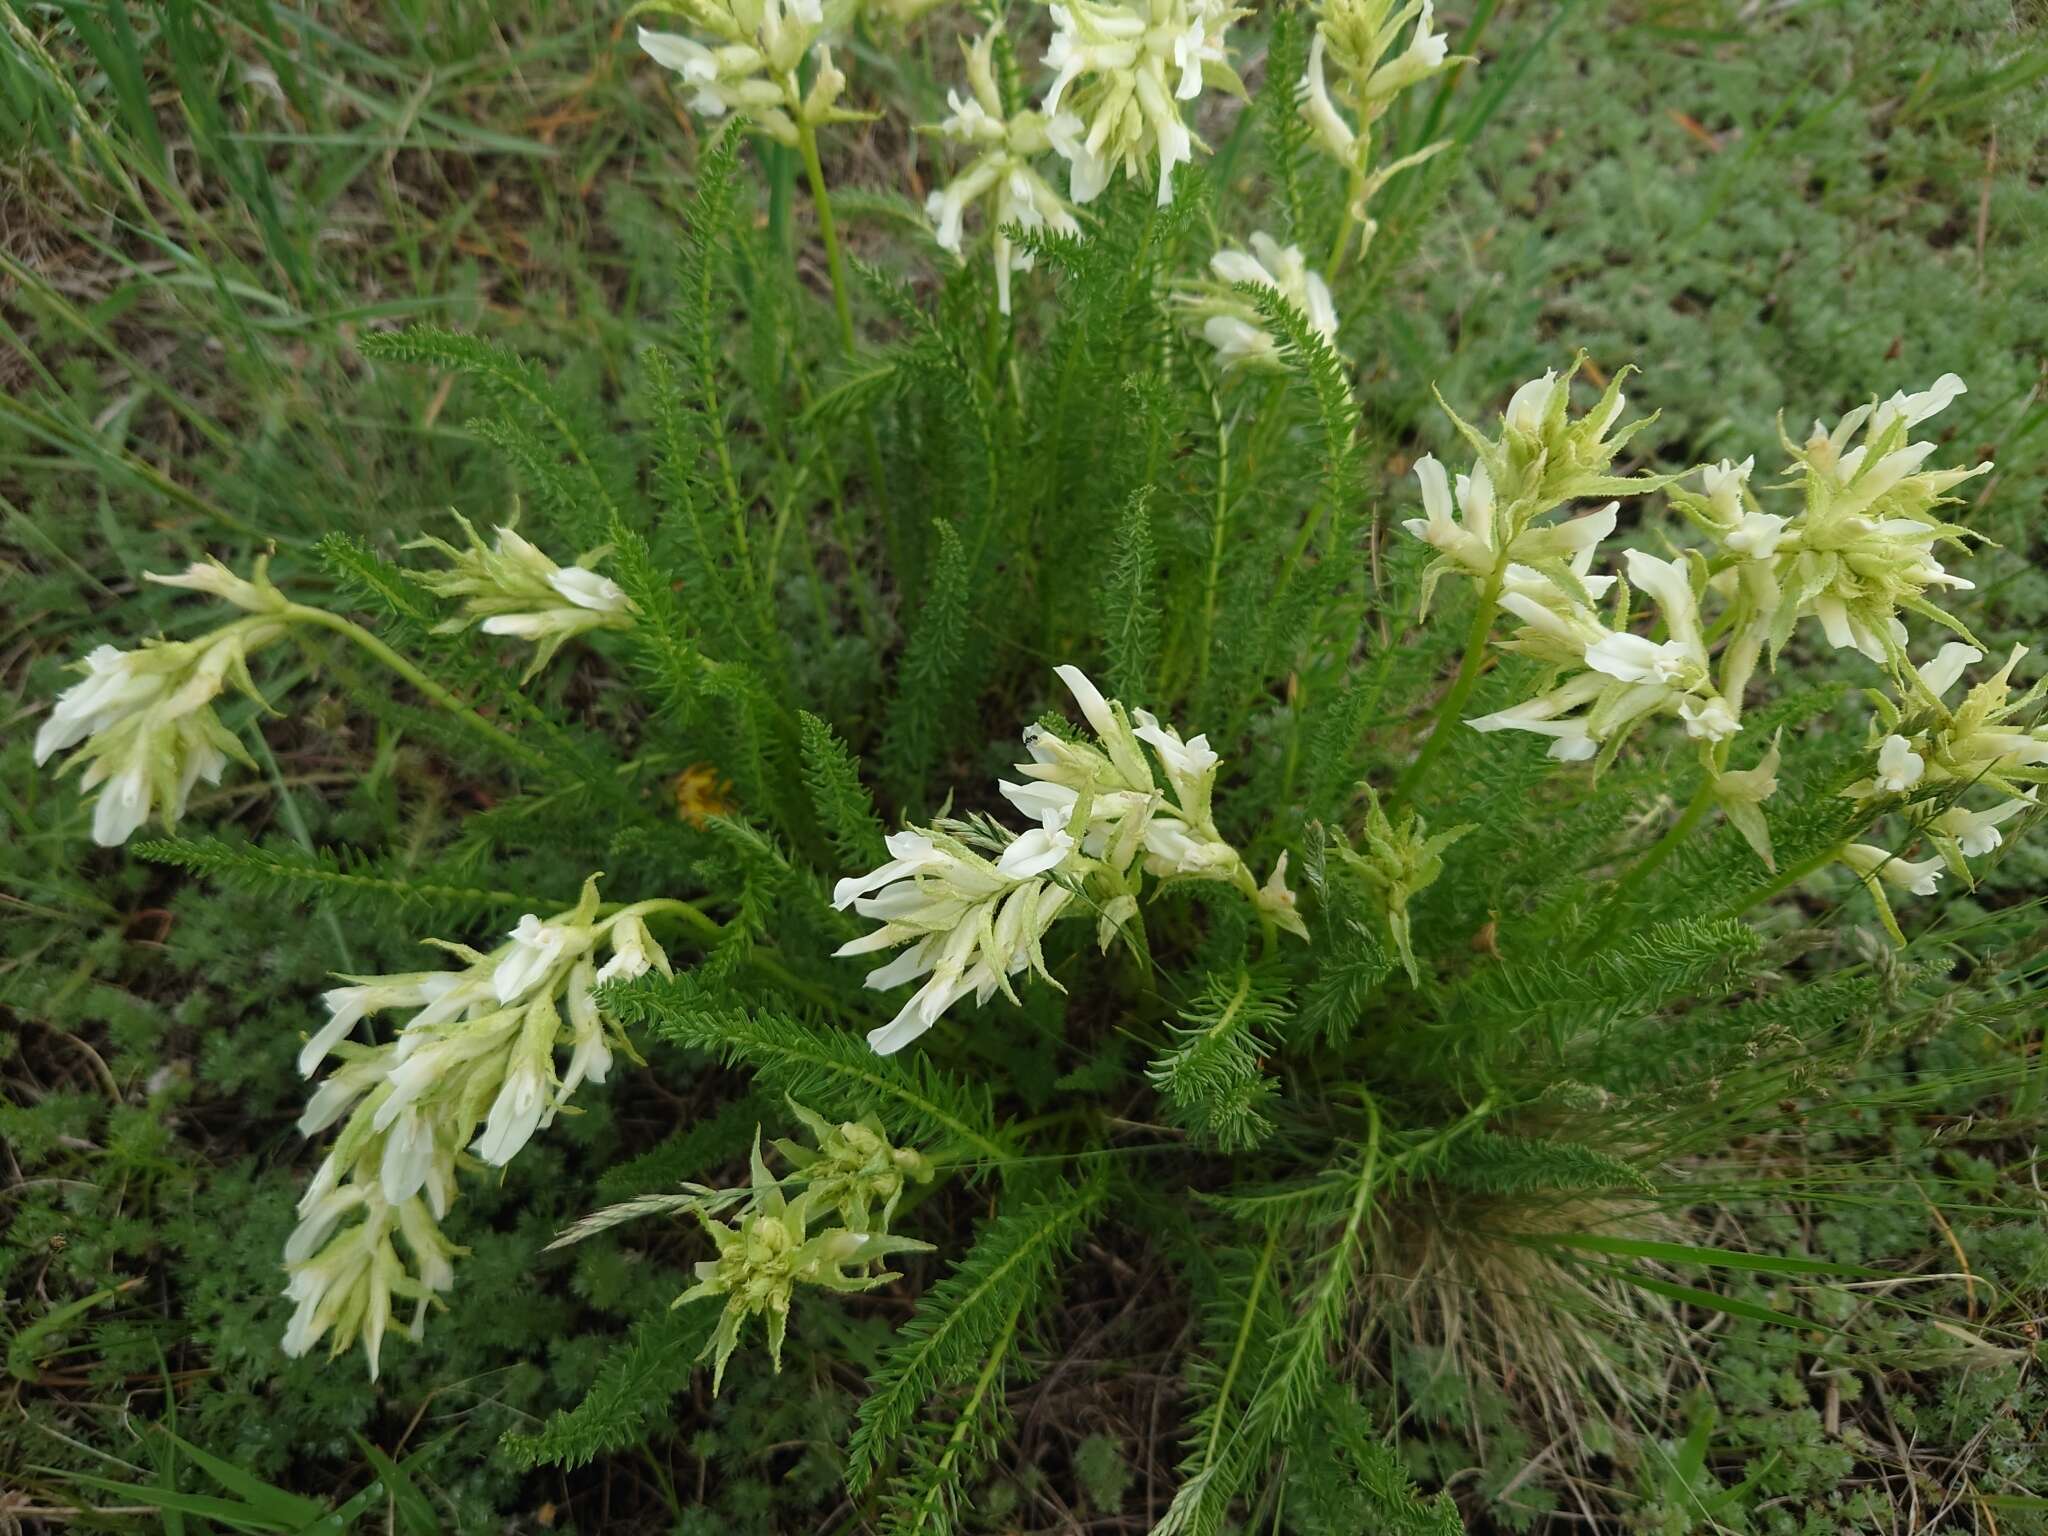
11 1 2045 1529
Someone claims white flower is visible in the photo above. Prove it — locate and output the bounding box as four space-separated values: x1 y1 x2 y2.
35 609 283 846
1044 111 1111 202
1875 734 1925 794
1366 0 1449 100
832 829 950 909
1186 231 1341 372
412 517 636 679
1299 0 1459 182
35 646 161 764
547 566 630 613
1840 843 1944 897
996 817 1078 878
1699 455 1753 524
921 31 1083 315
1870 371 1965 439
635 0 843 143
302 974 463 1078
1467 673 1607 762
596 912 672 985
493 914 571 1003
1933 795 2033 858
1298 31 1353 160
143 557 286 614
1587 633 1693 687
285 878 668 1374
1915 642 1983 704
1504 370 1562 440
1402 455 1496 577
833 822 1077 1056
1775 374 1987 664
1041 0 1246 207
474 1057 549 1165
379 1107 439 1203
1255 852 1310 940
89 753 154 848
1201 315 1274 370
1677 696 1740 742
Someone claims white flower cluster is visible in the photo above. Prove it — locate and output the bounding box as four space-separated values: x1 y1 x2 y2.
832 665 1303 1056
1298 0 1463 259
409 517 636 680
32 558 292 846
917 4 1250 314
921 26 1081 315
1673 374 1985 670
283 878 671 1375
1411 363 2022 914
1836 640 2044 913
1040 0 1248 207
1177 230 1341 373
637 0 864 147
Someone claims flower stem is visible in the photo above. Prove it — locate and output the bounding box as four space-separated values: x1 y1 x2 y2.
614 896 724 944
1394 562 1506 805
281 604 551 773
794 111 890 516
1714 840 1849 924
795 116 856 358
1326 164 1364 273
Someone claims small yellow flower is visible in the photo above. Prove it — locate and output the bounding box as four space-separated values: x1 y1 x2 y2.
674 763 737 827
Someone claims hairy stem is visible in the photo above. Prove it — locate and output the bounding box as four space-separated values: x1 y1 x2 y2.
795 116 856 357
1326 163 1365 273
1715 840 1849 924
1395 562 1506 804
281 604 550 773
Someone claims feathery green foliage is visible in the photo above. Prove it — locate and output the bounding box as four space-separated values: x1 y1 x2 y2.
7 1 2046 1530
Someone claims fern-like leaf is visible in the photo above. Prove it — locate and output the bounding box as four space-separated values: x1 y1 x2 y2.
850 1173 1107 1495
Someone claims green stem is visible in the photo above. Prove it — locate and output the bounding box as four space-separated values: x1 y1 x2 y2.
615 897 850 1013
1195 380 1232 699
281 604 550 773
795 116 856 358
1715 840 1849 925
1326 163 1364 273
1199 1226 1278 1476
613 896 723 945
1394 562 1506 805
793 109 890 546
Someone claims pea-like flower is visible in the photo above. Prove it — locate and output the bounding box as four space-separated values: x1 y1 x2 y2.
1927 794 2034 860
1401 356 1670 615
283 876 675 1373
33 558 294 846
637 0 865 146
1177 231 1341 372
1839 842 1945 899
1041 0 1249 206
922 27 1081 314
831 820 1080 1055
1853 643 2048 802
1765 373 1986 665
1471 549 1740 763
678 1134 930 1390
770 1098 934 1232
410 518 635 680
832 665 1304 1054
1297 0 1463 257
